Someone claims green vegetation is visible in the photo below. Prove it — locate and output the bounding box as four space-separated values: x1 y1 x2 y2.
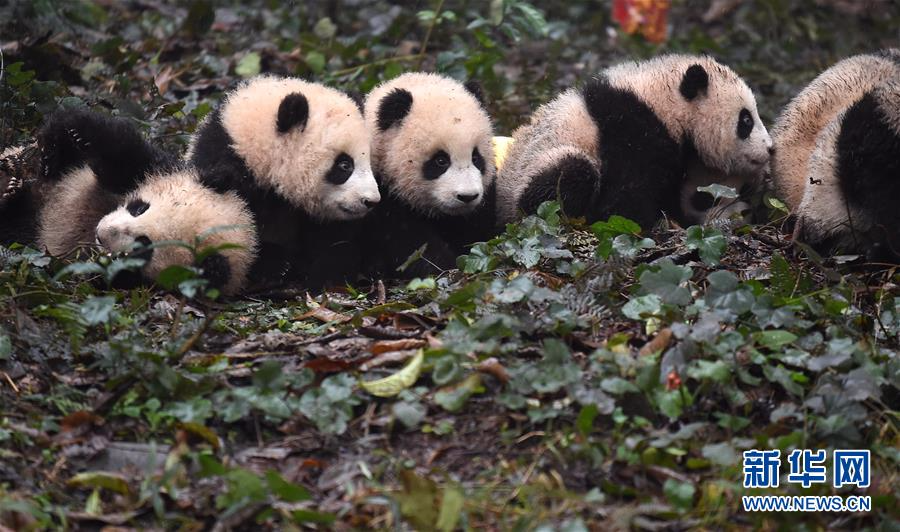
1 1 898 529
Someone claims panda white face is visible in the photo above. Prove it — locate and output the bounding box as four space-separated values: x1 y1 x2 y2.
318 150 380 221
365 74 496 218
217 77 381 222
683 64 773 177
95 171 257 294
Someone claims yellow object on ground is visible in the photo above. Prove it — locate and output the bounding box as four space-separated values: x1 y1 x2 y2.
492 136 515 172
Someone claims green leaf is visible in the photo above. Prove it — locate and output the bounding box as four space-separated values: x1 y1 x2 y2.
697 183 738 200
685 225 727 265
436 486 465 532
637 259 692 306
305 51 326 74
79 296 116 326
313 17 337 39
406 277 436 291
663 479 695 512
265 471 310 503
235 52 261 78
392 399 427 428
576 404 599 435
753 330 797 351
434 373 482 412
155 265 198 290
701 442 738 466
0 333 11 360
68 471 131 495
600 377 639 395
622 294 662 320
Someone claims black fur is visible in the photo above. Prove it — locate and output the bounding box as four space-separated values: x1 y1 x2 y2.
191 108 366 288
463 80 485 105
38 109 174 194
360 180 498 278
377 88 413 131
518 154 599 219
423 150 451 180
836 92 900 257
200 252 232 289
276 92 309 133
581 78 684 227
679 64 709 101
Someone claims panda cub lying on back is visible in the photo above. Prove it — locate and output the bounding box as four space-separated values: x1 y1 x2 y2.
0 109 257 295
771 49 900 260
361 73 497 277
496 54 773 228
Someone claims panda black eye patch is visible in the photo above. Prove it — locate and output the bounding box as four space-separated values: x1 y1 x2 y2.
326 153 354 185
737 108 754 139
472 147 486 174
423 150 451 180
126 199 150 217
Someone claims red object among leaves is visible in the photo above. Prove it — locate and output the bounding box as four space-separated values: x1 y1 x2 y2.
612 0 670 44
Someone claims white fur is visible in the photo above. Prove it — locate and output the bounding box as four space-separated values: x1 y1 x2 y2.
771 50 900 209
221 76 379 221
96 170 257 295
496 54 772 224
364 73 495 217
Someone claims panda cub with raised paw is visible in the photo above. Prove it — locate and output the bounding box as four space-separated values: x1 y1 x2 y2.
362 73 497 278
188 75 380 287
771 49 900 260
0 109 257 296
496 54 773 229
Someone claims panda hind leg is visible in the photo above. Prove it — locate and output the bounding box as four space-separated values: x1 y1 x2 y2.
38 109 173 193
517 153 599 219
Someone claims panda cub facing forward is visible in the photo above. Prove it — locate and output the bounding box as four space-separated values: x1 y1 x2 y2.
362 73 496 277
188 76 380 286
496 54 773 228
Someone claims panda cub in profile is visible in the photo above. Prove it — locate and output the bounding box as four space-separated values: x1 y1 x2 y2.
771 49 900 259
496 54 773 228
188 76 380 286
362 73 496 277
1 109 257 295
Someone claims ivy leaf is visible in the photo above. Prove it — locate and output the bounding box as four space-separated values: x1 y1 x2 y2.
663 479 695 512
685 225 727 265
637 259 692 306
79 296 116 326
235 52 261 78
622 294 662 320
697 183 738 200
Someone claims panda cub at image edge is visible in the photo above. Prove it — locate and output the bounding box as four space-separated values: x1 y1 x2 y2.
0 109 258 296
361 72 497 277
496 54 773 229
789 75 900 258
187 75 381 286
770 48 900 211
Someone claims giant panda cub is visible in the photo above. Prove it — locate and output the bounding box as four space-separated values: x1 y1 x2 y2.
771 50 900 259
496 54 773 229
0 109 257 295
361 72 497 277
188 75 380 286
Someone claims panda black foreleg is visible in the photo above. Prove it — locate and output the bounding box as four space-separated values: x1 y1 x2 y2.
517 154 600 219
38 109 172 193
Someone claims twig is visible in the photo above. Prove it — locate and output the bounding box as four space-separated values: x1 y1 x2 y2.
417 0 445 69
173 311 219 361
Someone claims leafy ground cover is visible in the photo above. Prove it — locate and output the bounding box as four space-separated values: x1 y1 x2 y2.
1 0 898 529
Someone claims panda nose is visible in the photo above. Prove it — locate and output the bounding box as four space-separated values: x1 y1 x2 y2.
457 193 479 204
768 146 776 155
362 198 379 209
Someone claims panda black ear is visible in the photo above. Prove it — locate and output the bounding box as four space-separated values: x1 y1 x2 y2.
679 64 709 101
277 92 309 133
463 80 485 105
377 88 413 131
